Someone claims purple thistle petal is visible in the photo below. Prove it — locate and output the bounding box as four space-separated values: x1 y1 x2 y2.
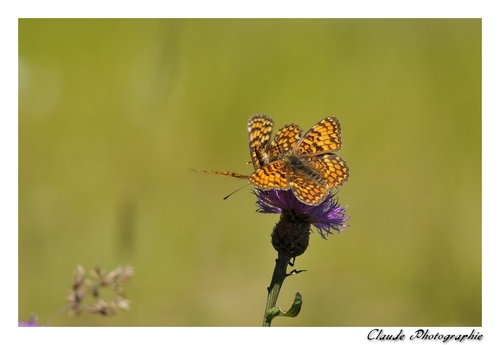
253 189 349 239
18 318 39 327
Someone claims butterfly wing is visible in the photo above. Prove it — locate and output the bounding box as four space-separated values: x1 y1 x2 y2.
249 161 290 190
288 166 329 205
295 116 342 156
305 154 349 190
268 123 303 161
248 114 274 169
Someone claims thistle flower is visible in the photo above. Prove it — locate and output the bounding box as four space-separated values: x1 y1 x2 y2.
18 315 39 327
254 189 349 258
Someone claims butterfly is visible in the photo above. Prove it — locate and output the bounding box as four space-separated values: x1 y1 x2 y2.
193 114 349 205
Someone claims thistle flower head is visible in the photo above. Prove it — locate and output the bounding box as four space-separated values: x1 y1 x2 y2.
18 315 39 327
254 189 349 258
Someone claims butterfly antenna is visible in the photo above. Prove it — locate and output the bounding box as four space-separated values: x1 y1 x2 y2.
189 168 249 179
223 183 251 200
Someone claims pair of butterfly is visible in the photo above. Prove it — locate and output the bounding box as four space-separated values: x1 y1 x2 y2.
194 114 349 206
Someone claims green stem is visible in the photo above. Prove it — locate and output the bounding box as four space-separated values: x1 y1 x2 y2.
262 252 291 327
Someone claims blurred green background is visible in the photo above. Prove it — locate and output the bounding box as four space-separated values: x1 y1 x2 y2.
18 19 481 326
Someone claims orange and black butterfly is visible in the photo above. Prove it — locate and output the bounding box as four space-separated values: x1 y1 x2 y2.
193 114 349 205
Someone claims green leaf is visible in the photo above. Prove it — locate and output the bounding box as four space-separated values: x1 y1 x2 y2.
265 292 302 323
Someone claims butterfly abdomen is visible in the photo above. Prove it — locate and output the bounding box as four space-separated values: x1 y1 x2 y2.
285 155 324 185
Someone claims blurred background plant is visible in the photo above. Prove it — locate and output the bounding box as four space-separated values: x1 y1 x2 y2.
66 263 133 317
18 19 481 326
19 263 133 326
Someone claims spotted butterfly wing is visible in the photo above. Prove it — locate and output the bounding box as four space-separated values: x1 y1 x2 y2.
249 161 290 190
288 167 329 205
294 116 342 156
268 123 303 161
247 114 274 169
305 154 349 190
